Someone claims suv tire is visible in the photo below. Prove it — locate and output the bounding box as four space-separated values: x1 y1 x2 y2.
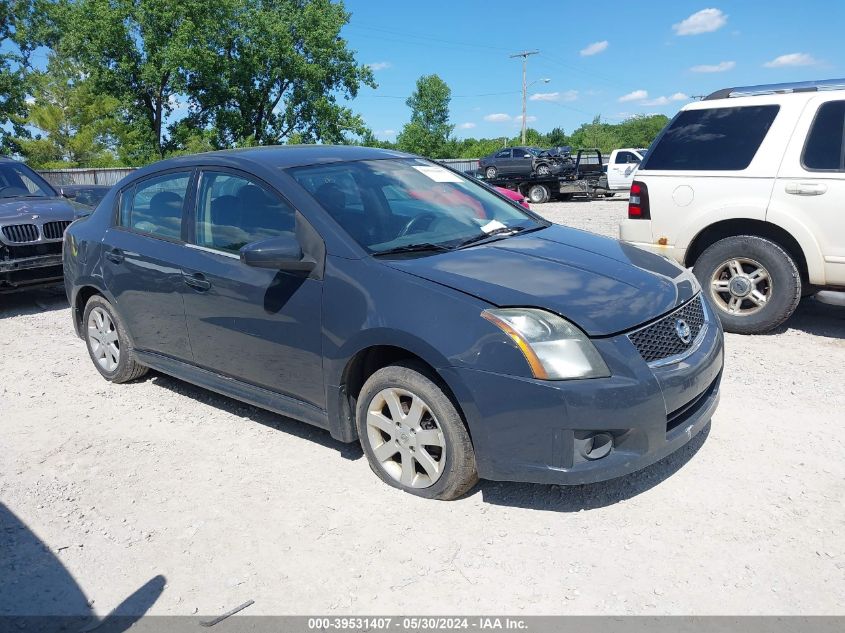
693 235 801 334
356 361 478 500
83 295 149 382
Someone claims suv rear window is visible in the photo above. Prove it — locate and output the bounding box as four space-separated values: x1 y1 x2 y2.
802 100 845 171
643 105 779 171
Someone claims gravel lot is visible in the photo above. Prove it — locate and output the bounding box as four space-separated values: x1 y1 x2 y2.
2 196 844 618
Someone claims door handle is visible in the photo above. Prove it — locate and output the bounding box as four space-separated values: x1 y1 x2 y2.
785 182 827 196
105 248 124 264
182 271 211 291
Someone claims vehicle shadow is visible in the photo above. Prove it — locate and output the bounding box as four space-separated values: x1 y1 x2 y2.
476 422 710 512
777 295 845 340
145 372 364 460
0 503 165 631
0 285 68 319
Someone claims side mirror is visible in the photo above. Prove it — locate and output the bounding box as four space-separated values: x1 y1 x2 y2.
240 234 315 272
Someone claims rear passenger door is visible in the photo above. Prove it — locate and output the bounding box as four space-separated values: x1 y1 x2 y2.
770 97 845 285
178 169 326 409
102 170 195 361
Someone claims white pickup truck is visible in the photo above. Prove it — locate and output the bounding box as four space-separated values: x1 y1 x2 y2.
605 148 647 192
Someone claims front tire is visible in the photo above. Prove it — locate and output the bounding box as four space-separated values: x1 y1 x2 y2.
535 163 552 176
693 235 801 334
356 361 478 500
83 295 148 382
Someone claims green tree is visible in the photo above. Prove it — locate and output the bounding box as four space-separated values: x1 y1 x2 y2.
396 74 453 158
14 54 125 167
181 0 374 147
0 0 37 154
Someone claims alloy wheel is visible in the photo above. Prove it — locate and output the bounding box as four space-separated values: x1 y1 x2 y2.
709 257 772 316
365 387 446 488
87 306 120 372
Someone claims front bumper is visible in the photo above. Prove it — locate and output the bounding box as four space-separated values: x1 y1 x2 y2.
441 304 724 485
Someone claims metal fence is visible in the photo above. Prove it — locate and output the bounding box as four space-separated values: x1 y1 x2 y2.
38 160 484 186
38 167 137 187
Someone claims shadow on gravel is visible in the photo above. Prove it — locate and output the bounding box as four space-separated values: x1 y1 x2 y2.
476 423 710 512
0 285 68 319
0 503 165 631
146 372 364 460
776 296 845 340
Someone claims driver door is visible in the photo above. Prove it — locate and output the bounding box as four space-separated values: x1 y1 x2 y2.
178 168 325 409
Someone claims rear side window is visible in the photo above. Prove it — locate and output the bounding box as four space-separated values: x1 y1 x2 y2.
802 101 845 171
494 150 510 159
120 172 191 240
643 105 779 171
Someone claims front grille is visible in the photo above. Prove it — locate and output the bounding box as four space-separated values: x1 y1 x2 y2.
42 220 71 240
2 224 39 243
629 295 706 363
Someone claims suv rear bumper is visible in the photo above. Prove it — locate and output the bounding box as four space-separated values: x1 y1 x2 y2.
619 219 687 265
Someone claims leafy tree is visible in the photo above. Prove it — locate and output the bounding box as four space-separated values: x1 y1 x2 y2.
545 126 569 148
396 74 453 158
14 54 125 167
181 0 374 147
0 0 37 154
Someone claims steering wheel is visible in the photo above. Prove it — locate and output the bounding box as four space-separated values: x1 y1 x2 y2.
398 212 438 238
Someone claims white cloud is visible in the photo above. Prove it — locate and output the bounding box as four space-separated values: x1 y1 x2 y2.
580 40 608 56
25 96 35 105
167 94 189 110
530 90 578 102
484 113 512 123
457 122 476 130
367 61 391 71
619 89 648 102
763 53 818 68
516 115 537 124
640 92 689 106
691 61 736 73
673 8 728 36
375 129 396 137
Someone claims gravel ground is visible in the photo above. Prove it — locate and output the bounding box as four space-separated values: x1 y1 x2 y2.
2 196 844 618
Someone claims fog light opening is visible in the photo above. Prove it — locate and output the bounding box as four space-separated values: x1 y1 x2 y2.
582 432 613 461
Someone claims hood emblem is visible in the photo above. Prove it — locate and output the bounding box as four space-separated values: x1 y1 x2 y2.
31 214 39 220
675 318 692 344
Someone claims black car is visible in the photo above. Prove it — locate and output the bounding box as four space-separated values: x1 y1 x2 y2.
0 158 79 292
58 184 112 209
478 146 565 179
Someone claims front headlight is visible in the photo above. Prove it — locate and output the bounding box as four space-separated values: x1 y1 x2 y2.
482 308 610 380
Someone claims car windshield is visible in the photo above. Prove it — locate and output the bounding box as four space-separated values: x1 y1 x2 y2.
288 158 547 254
0 162 55 198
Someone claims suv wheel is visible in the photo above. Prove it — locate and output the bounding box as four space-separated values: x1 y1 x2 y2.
356 361 478 500
83 295 148 382
485 166 498 179
693 235 801 334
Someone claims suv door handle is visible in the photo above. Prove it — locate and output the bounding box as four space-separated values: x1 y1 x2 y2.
182 271 211 291
105 248 124 264
785 182 827 196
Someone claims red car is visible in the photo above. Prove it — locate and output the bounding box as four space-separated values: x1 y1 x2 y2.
494 186 530 209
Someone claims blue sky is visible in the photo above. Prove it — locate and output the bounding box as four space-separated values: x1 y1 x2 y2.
342 0 844 140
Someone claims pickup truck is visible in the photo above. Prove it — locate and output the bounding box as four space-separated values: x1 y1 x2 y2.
604 148 648 191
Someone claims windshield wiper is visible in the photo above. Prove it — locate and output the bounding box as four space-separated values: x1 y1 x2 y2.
373 242 452 256
456 225 531 249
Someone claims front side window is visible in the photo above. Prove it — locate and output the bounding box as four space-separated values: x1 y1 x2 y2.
194 171 295 253
120 172 191 240
512 149 530 158
802 100 845 171
643 105 780 171
0 162 55 198
289 158 546 254
615 151 636 164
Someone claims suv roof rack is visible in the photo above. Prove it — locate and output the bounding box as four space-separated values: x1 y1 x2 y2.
704 78 845 100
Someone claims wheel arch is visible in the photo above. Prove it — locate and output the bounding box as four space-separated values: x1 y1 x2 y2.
684 218 814 285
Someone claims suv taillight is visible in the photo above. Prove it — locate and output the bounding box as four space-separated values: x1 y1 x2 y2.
628 181 650 219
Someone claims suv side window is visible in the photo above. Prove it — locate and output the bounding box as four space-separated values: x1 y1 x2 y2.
802 100 845 171
194 171 295 253
643 105 780 171
615 151 636 164
119 172 191 240
494 149 511 159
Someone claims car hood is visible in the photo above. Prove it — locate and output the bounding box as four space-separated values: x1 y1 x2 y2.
0 196 77 223
382 225 698 336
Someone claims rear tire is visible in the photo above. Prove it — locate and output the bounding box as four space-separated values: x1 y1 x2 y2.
83 295 148 383
693 235 801 334
356 361 478 500
527 184 550 204
485 166 498 179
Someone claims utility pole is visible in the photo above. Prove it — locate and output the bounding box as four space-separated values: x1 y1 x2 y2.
510 50 539 145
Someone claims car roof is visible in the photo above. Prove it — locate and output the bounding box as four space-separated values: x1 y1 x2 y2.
136 145 417 172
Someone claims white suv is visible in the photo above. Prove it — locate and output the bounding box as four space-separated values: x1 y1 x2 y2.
620 79 845 334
